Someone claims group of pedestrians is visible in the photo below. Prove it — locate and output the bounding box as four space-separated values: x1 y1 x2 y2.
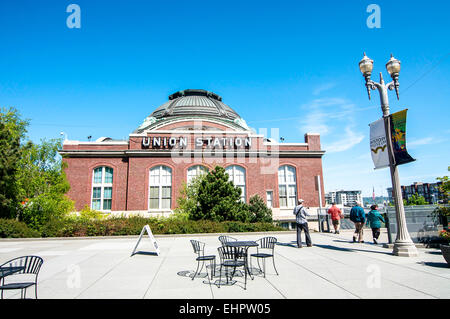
328 201 385 244
292 199 386 248
348 202 385 244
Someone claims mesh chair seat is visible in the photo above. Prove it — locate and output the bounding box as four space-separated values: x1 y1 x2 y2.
250 252 273 258
196 255 216 261
223 260 245 267
0 282 35 290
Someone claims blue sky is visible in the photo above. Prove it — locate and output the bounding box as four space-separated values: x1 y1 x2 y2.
0 0 449 197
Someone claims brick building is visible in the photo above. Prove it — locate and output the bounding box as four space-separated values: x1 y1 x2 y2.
60 89 326 223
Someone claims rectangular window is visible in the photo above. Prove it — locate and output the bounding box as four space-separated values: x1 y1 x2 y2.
92 187 102 210
161 186 171 209
279 185 287 207
288 185 296 207
104 168 113 184
149 186 159 209
94 168 102 184
103 187 112 210
266 191 273 208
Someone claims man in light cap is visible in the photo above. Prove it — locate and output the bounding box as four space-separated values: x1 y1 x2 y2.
293 199 312 248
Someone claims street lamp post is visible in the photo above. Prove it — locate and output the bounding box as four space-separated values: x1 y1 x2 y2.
359 53 418 257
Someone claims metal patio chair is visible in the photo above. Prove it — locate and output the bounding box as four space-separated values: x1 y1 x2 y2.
218 235 238 247
250 237 279 278
217 246 248 290
0 256 44 299
190 240 216 280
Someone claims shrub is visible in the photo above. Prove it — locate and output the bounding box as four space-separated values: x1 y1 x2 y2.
439 229 450 242
78 205 107 221
247 195 273 223
42 217 285 237
0 218 40 238
1 213 287 238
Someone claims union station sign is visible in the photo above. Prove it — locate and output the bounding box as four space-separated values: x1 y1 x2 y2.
141 136 252 149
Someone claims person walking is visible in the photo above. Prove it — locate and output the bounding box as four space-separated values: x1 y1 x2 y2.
366 204 385 244
293 199 312 248
349 201 366 243
327 202 343 234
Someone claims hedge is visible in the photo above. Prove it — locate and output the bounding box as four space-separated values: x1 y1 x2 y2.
0 217 287 238
0 219 41 238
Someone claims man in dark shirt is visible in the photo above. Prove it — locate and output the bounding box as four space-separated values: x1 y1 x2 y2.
349 202 366 243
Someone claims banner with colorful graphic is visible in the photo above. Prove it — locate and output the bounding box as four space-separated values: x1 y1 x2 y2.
389 109 415 166
369 118 389 169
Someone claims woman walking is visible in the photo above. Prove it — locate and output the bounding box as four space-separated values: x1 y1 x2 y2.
366 204 385 244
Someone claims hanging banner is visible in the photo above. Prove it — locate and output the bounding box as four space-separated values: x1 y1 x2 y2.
389 109 415 166
369 118 389 169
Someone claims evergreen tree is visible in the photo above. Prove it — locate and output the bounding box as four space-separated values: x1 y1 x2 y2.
193 166 243 222
247 194 273 223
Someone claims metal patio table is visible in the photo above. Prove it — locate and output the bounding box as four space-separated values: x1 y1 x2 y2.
225 241 259 279
0 266 25 280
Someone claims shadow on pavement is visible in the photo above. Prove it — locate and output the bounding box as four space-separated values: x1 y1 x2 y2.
131 251 158 256
333 239 357 244
425 251 442 255
314 244 393 255
276 241 297 248
419 262 449 268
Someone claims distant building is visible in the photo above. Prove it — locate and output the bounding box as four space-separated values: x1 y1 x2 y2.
325 190 362 207
387 181 443 204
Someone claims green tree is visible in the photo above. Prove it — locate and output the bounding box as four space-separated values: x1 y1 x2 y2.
247 194 273 223
0 107 73 229
403 193 428 206
436 166 449 217
174 175 204 218
16 138 74 230
192 166 244 222
0 108 28 218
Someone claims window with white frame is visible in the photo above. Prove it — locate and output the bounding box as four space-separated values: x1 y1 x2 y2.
278 165 297 208
149 165 172 210
91 166 113 211
266 191 273 208
187 165 208 184
225 165 246 202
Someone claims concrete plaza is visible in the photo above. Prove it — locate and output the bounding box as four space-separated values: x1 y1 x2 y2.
0 230 448 299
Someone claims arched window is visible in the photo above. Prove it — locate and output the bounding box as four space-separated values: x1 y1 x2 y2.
187 165 208 184
278 165 297 208
149 165 172 210
91 166 113 211
226 165 246 202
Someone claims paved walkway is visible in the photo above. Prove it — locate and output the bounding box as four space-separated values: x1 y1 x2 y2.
0 230 448 299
